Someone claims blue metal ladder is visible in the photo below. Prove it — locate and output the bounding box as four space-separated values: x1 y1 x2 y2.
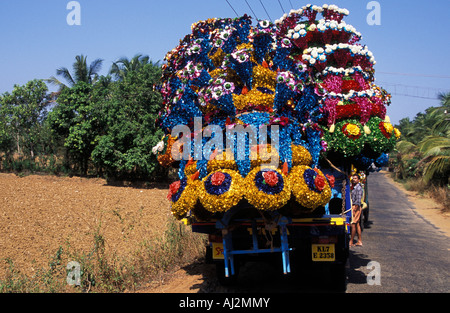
215 211 292 278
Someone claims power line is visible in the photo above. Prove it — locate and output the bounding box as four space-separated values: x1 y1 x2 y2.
378 71 450 79
259 0 272 21
245 0 259 20
378 81 448 100
289 0 294 10
391 93 440 100
225 0 239 17
278 0 285 14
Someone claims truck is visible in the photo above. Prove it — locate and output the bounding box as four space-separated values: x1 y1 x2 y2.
154 4 398 292
186 166 352 291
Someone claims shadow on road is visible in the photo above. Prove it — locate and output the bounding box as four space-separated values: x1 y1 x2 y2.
347 249 371 285
181 257 353 293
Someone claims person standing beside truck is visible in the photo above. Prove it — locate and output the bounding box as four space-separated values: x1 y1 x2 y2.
350 174 363 247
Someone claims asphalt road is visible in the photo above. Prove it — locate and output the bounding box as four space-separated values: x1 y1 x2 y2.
345 171 450 293
197 171 450 294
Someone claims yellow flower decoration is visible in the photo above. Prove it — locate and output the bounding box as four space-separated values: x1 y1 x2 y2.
208 48 226 68
345 123 361 137
394 128 401 139
288 165 332 212
252 64 276 91
243 166 291 211
207 150 238 172
383 122 394 135
291 144 312 166
233 89 274 110
170 179 200 220
198 169 244 213
249 144 279 168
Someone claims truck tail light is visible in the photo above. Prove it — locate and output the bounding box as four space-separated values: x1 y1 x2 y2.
208 234 223 243
311 235 338 244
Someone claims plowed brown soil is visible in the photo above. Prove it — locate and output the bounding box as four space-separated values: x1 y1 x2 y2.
0 173 171 278
1 171 448 293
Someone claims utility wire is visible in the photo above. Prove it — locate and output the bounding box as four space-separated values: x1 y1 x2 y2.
289 0 294 10
259 0 272 21
225 0 239 17
378 81 448 100
378 71 450 79
245 0 259 20
278 0 285 14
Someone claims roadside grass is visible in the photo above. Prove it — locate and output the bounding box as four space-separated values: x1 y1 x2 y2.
390 173 450 213
0 216 206 293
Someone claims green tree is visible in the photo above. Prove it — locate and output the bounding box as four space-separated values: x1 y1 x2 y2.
91 61 164 180
47 81 107 175
0 80 50 159
46 55 104 91
0 102 15 165
394 91 450 185
109 54 156 81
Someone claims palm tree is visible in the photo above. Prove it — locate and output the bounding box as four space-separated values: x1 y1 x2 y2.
428 92 450 137
394 91 450 183
418 136 450 184
417 92 450 184
47 55 104 91
109 54 157 80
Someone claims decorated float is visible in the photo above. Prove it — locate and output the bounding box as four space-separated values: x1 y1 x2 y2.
153 4 400 287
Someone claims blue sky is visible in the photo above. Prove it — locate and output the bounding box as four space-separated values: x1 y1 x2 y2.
1 0 449 125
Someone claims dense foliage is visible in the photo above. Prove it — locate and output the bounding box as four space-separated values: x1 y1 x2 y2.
392 92 450 186
0 55 165 181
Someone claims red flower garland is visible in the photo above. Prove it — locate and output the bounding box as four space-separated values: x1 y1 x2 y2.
326 174 335 188
378 121 392 139
211 172 226 186
167 180 181 200
314 174 326 191
263 171 279 187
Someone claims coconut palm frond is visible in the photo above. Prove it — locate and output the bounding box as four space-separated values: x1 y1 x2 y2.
55 67 76 87
395 140 418 155
422 155 450 183
88 58 104 83
418 136 450 156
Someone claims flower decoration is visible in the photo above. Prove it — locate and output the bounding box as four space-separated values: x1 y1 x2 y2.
169 178 200 219
289 165 331 211
207 151 238 172
343 123 362 139
291 144 312 166
325 119 365 157
394 128 401 140
198 169 244 213
156 5 397 219
365 117 397 154
156 135 178 168
244 167 291 211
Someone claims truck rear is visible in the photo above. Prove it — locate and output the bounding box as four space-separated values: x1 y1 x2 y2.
186 167 352 291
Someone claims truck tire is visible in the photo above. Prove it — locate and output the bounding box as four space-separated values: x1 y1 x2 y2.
330 263 347 292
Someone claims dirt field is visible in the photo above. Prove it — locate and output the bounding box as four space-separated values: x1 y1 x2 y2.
0 173 172 279
0 171 448 293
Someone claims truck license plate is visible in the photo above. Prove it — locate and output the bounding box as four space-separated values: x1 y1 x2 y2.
212 242 224 260
312 244 335 261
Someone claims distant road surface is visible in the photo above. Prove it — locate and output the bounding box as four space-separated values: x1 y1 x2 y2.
345 171 449 293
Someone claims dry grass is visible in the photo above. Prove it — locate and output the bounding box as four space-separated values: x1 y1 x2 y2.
397 175 450 213
0 173 206 292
